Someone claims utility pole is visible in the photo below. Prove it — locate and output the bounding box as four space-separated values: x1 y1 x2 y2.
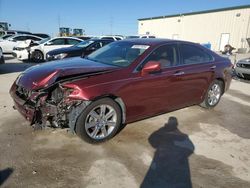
110 16 113 35
58 14 61 28
58 14 61 36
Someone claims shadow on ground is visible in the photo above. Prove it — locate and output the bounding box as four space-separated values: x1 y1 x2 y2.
141 116 194 188
0 168 14 186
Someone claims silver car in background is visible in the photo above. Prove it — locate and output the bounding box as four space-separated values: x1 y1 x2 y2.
235 57 250 80
0 47 4 64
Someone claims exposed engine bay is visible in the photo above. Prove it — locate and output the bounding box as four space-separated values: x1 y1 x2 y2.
13 77 93 132
15 83 89 131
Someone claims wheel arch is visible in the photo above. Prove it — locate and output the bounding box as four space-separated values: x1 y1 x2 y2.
34 49 44 55
91 94 126 124
215 77 225 94
32 49 44 57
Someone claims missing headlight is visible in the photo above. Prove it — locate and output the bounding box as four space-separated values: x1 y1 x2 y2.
51 87 64 103
50 86 73 104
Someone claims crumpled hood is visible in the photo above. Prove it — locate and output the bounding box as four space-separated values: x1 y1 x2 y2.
15 40 32 48
16 57 118 90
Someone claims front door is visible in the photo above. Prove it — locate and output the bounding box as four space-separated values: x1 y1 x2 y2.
43 38 70 55
123 44 181 122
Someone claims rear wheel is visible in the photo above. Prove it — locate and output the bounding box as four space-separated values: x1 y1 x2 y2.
0 48 4 64
200 80 223 108
76 98 122 143
32 50 44 62
0 56 4 64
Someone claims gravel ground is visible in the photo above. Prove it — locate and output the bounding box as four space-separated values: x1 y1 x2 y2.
0 54 250 188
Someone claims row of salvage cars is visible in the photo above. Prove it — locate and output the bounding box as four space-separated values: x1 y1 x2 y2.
12 36 114 62
0 34 123 62
9 37 234 143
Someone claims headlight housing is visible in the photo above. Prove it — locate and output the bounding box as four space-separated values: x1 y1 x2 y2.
50 86 73 103
13 47 29 51
53 53 68 60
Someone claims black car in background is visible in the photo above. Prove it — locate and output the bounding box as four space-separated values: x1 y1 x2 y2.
46 39 113 61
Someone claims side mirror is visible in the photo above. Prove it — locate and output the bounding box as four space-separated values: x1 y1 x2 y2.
141 61 161 76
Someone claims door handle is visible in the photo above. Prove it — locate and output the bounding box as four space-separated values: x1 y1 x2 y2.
173 71 185 76
210 65 216 69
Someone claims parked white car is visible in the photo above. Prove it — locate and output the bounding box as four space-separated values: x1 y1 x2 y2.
0 34 43 53
13 37 83 62
99 35 124 41
0 47 4 64
126 35 156 39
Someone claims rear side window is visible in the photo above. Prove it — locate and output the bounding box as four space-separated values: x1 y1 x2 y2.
67 39 80 45
27 36 41 41
101 41 112 46
50 38 65 45
89 42 101 49
102 37 115 41
180 44 213 65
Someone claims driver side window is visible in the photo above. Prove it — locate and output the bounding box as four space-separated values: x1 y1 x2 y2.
50 39 65 45
144 44 178 68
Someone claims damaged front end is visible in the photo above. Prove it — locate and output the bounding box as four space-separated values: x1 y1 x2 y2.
10 82 90 132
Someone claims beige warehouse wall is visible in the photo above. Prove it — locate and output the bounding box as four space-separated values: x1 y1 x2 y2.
138 8 250 51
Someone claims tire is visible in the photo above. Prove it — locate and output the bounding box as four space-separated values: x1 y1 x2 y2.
200 80 223 109
76 98 122 143
0 47 4 64
0 56 4 64
32 50 44 62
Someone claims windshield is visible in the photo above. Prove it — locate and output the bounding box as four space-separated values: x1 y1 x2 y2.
38 37 50 44
87 41 150 67
75 40 95 48
1 34 13 40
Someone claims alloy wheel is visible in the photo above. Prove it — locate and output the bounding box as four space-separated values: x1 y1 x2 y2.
207 83 221 106
85 104 117 140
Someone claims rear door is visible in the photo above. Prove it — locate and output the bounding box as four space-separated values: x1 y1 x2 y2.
170 43 215 108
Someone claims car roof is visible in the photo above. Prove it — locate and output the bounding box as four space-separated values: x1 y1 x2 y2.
50 36 83 41
10 34 43 39
87 38 113 42
121 38 176 45
121 38 200 46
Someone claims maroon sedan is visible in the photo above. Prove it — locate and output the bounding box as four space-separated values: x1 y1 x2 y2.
10 39 232 143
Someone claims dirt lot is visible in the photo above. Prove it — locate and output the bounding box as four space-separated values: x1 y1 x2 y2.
0 55 250 188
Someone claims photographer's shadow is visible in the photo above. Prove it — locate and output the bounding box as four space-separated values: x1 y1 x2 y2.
141 117 194 188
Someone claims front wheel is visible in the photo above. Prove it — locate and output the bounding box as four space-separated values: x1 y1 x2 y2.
0 56 4 64
32 51 44 62
76 98 122 143
200 80 223 109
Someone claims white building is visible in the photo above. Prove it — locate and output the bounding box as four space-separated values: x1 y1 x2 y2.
138 5 250 51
